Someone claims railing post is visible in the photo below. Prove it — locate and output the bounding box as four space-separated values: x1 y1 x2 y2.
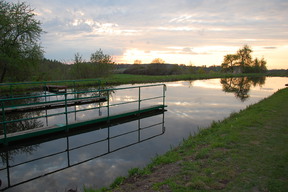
107 90 110 122
162 109 165 133
138 119 141 142
108 126 111 153
163 84 167 108
138 87 141 114
65 93 69 131
66 136 71 167
1 101 7 144
44 82 47 102
6 150 11 187
98 79 101 96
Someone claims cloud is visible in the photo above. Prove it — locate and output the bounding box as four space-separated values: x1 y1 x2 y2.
263 47 277 49
8 0 288 68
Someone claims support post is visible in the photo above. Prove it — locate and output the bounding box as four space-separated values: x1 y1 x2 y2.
1 101 7 145
138 87 141 114
106 90 110 122
65 93 69 131
163 85 167 109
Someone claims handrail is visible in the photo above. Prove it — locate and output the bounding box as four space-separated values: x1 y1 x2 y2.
0 84 167 144
0 111 165 191
0 83 165 102
0 79 102 87
0 79 102 100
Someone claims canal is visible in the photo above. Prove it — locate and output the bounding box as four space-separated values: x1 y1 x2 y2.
0 76 286 191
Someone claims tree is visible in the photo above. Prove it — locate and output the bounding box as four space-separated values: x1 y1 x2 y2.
90 49 115 77
74 52 85 64
249 57 267 73
134 60 142 64
147 58 166 75
69 49 115 79
90 49 113 64
221 45 267 73
237 45 253 72
259 58 267 72
221 54 239 72
70 53 86 79
0 0 43 82
38 58 70 81
151 58 165 64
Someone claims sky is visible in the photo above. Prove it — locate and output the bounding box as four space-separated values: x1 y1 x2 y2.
9 0 288 69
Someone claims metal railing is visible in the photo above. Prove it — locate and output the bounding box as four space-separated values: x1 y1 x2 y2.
0 84 167 144
0 110 165 191
0 79 102 99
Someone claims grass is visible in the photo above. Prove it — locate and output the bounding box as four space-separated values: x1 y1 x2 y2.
1 73 287 191
100 87 288 191
0 72 271 93
102 73 268 85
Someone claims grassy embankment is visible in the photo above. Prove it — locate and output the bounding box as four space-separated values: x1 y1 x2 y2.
102 73 269 85
89 87 288 192
0 72 273 93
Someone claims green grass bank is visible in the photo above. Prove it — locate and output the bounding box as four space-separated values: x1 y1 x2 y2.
0 73 273 93
92 87 288 192
102 73 268 85
1 72 287 94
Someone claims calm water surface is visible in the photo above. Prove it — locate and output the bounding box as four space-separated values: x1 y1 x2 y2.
0 77 287 191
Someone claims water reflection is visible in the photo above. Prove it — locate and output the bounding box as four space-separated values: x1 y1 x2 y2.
220 76 266 101
0 111 165 191
0 77 286 191
0 111 44 135
1 84 163 138
0 85 115 136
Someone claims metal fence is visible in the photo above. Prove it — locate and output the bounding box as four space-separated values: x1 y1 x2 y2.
0 84 167 144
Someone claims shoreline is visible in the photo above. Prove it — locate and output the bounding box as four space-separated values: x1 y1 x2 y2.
99 87 288 192
1 73 285 94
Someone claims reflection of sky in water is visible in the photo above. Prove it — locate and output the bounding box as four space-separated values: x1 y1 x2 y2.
0 77 287 191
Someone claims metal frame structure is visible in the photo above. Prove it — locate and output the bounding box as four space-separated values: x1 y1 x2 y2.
0 79 102 98
1 84 167 145
0 110 166 191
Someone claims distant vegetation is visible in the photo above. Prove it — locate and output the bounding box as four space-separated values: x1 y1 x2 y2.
69 49 115 79
123 64 221 76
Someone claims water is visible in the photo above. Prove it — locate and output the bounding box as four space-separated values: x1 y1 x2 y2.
0 77 287 191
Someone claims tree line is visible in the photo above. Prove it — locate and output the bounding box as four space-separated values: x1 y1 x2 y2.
37 50 115 81
0 1 115 83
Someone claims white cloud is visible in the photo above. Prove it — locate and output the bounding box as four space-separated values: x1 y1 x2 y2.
8 0 288 68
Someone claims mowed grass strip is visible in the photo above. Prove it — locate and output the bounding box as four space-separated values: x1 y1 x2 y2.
110 88 288 192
